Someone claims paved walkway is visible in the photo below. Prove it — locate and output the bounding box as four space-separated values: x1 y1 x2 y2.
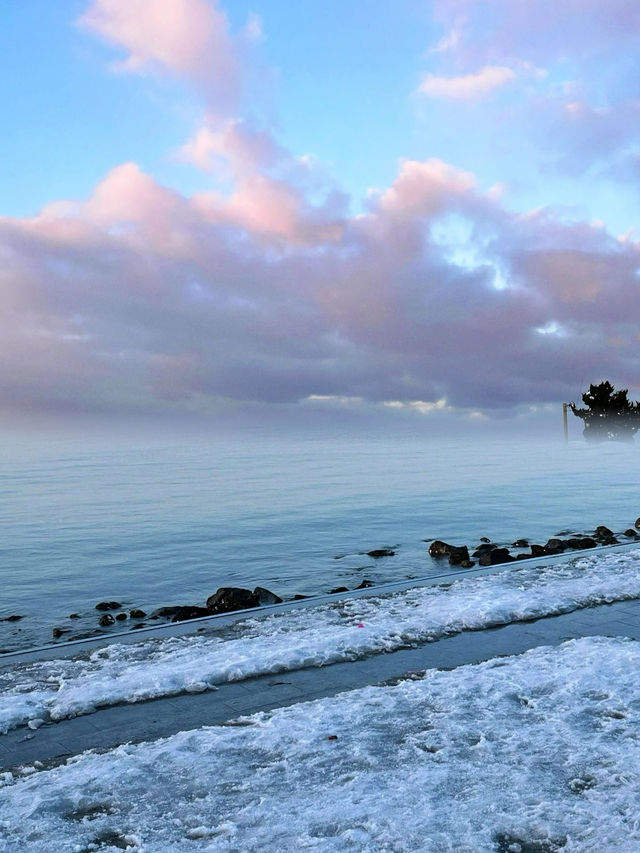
2 596 640 771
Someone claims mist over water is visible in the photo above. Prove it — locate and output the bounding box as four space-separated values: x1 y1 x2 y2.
1 433 638 651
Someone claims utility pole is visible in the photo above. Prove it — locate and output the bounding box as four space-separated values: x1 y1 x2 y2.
562 402 569 443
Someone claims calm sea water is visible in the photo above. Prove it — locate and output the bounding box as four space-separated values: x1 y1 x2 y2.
1 435 638 651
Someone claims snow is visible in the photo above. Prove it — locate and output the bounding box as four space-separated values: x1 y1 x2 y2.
2 637 640 851
1 548 640 733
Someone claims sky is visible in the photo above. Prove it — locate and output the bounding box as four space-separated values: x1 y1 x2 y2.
1 0 640 433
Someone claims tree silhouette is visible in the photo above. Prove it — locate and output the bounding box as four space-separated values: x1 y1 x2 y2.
570 381 640 442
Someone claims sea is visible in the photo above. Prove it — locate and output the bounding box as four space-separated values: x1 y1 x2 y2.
1 434 638 651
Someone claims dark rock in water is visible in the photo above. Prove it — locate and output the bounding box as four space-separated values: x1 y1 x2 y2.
595 525 614 538
512 539 529 548
635 517 640 530
544 538 567 553
329 586 349 594
429 540 456 557
530 544 546 557
459 559 475 568
355 579 374 589
472 543 495 557
448 545 470 566
149 606 189 620
130 623 147 630
95 602 121 612
478 548 515 566
130 609 147 619
1 614 23 622
115 612 128 621
170 606 213 623
253 586 283 605
69 613 81 619
366 548 395 558
98 614 115 627
567 537 597 549
206 587 260 614
292 594 308 600
625 529 638 537
516 554 531 560
480 537 491 543
52 627 70 638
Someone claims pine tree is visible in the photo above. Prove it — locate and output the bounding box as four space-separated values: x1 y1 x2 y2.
570 381 640 442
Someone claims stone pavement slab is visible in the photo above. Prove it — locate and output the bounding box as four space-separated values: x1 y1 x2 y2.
2 597 640 771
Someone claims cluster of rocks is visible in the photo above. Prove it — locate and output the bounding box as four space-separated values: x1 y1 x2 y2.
428 519 640 569
24 522 639 641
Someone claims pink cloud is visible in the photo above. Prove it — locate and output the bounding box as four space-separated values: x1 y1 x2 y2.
79 0 240 112
419 66 516 100
377 159 477 218
178 119 284 177
2 155 640 420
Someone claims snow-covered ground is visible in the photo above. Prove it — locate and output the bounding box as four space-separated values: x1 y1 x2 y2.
2 549 640 734
2 636 640 852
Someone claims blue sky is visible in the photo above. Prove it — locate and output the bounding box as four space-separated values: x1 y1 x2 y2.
1 0 639 429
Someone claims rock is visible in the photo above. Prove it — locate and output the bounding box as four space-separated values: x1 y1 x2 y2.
625 529 638 537
567 537 597 549
594 525 614 541
530 544 546 557
448 545 470 566
52 627 70 638
472 543 496 557
480 537 491 543
129 609 147 619
516 554 531 560
460 560 475 568
1 614 23 622
512 539 529 548
253 587 283 605
98 614 115 627
478 548 515 566
170 606 213 623
130 623 147 629
149 606 190 620
635 517 640 530
544 538 567 553
115 612 128 621
428 540 455 557
292 594 308 600
95 601 121 612
354 579 374 589
366 548 395 558
329 586 349 594
69 613 81 619
205 587 260 614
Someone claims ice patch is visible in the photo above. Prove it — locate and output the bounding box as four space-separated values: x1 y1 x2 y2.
1 549 640 732
1 638 640 851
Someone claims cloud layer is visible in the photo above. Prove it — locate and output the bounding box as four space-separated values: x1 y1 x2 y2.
2 0 640 425
1 149 639 421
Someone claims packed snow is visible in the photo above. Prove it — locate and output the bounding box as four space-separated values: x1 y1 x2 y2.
2 637 640 851
2 549 640 733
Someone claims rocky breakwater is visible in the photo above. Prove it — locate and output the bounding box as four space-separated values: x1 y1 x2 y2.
428 520 639 570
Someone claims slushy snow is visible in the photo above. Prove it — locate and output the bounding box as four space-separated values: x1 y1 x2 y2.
1 549 640 732
2 637 640 852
